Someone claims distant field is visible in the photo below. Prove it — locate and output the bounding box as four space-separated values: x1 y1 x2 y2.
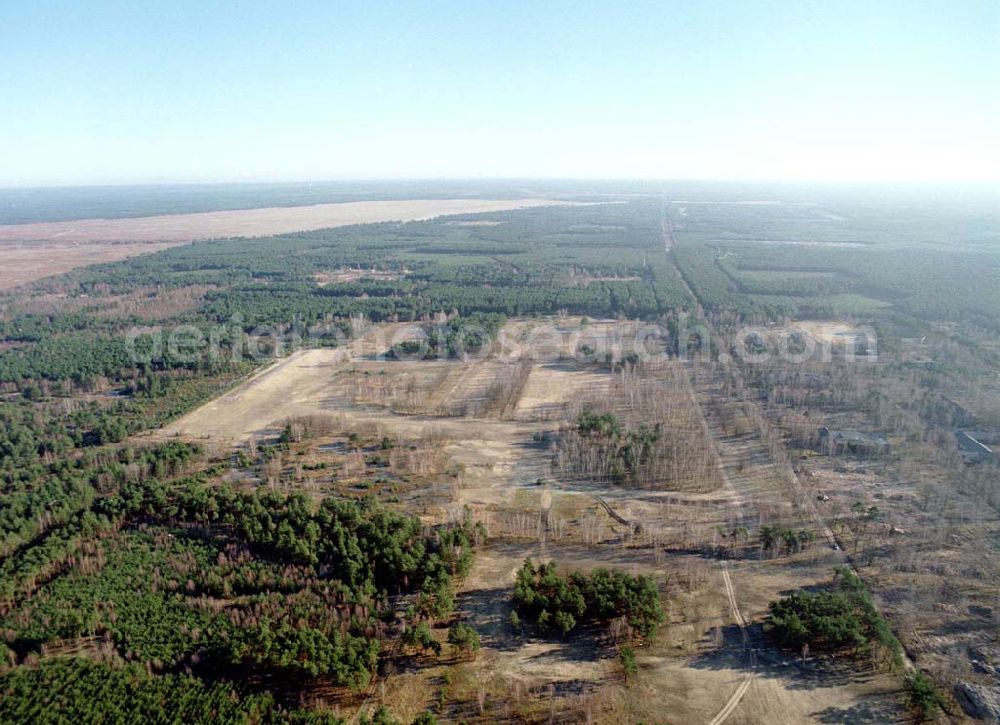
0 240 183 291
0 198 562 244
0 198 562 290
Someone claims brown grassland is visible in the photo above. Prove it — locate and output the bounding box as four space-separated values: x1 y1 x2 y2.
0 198 563 290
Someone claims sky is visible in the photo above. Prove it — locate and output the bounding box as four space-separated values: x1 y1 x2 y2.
1 0 998 187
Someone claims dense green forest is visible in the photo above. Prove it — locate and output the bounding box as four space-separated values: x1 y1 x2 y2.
0 200 688 388
512 559 664 640
0 442 482 705
667 199 1000 329
766 567 902 667
0 657 341 724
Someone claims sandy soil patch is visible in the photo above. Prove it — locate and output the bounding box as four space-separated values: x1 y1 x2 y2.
313 268 409 286
625 656 904 725
0 240 180 291
565 274 643 286
740 240 867 248
159 348 351 441
789 321 867 345
749 320 869 350
515 364 612 419
0 198 565 244
670 200 784 205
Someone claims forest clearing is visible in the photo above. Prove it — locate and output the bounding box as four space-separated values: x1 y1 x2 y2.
2 195 997 723
147 315 910 722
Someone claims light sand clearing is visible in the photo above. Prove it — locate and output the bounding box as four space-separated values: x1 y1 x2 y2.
630 656 903 725
0 241 181 291
750 321 868 349
789 320 867 345
515 364 611 417
742 240 866 247
161 317 636 443
669 200 784 205
160 348 351 441
313 268 409 286
0 198 565 244
157 341 552 505
156 319 905 722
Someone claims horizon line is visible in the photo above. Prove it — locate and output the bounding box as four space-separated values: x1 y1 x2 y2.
2 176 1000 192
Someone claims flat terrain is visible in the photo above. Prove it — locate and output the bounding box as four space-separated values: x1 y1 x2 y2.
0 198 561 244
4 191 997 723
0 240 181 292
159 347 354 442
0 198 562 290
154 318 908 723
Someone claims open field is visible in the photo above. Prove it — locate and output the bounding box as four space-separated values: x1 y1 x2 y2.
756 320 868 347
0 240 182 291
0 198 565 290
152 318 909 723
0 198 563 244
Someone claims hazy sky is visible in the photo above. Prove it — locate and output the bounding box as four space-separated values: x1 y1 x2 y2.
2 0 998 186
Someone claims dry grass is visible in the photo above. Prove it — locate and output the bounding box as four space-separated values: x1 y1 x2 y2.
0 198 568 291
149 318 911 723
0 240 181 291
0 198 565 245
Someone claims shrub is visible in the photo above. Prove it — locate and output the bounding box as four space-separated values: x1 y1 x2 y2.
620 645 638 684
360 706 400 725
446 623 481 658
402 622 441 656
904 671 945 719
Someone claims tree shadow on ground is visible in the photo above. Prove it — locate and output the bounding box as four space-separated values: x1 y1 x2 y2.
457 585 523 653
457 584 612 667
687 622 882 692
813 700 908 724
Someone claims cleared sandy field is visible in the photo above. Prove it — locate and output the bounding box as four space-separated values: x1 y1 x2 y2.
515 363 611 418
0 198 561 244
0 240 181 291
159 348 350 441
748 320 871 349
153 319 905 723
792 320 867 344
0 197 565 291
